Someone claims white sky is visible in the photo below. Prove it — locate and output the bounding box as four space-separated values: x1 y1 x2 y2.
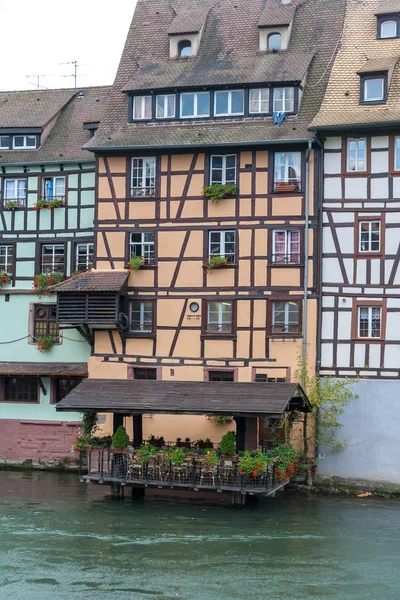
0 0 137 91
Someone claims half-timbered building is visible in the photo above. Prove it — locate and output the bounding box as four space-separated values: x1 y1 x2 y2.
0 86 109 464
311 0 400 485
54 0 346 448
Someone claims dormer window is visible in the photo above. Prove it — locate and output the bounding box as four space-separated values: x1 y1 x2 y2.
156 94 175 119
13 135 36 150
268 33 282 51
273 87 295 113
214 90 244 116
380 20 397 38
360 74 387 104
132 95 152 120
178 40 192 57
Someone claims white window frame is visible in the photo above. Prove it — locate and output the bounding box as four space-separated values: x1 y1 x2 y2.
208 230 236 263
380 20 397 38
347 138 367 172
272 230 301 263
129 301 154 333
129 232 155 265
395 137 400 171
214 90 245 116
132 96 152 120
207 301 233 334
3 178 27 205
131 157 156 197
0 244 13 274
249 88 270 114
0 136 9 149
75 243 94 272
41 244 65 274
210 155 237 185
12 135 36 149
358 306 382 339
364 78 385 102
358 221 381 254
272 87 295 113
274 151 302 188
155 94 176 119
42 176 66 200
180 92 210 118
272 301 300 334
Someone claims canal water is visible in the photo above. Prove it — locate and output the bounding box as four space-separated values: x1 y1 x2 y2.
0 471 399 600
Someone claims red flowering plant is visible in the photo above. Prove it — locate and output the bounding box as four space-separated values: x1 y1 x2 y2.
205 255 229 274
204 450 219 467
33 198 48 211
72 435 91 453
274 444 298 482
128 256 145 271
202 183 237 205
237 450 274 478
0 273 12 288
47 198 64 209
33 272 64 297
37 335 56 352
206 415 233 425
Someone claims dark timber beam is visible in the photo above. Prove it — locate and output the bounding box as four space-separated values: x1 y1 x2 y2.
133 414 143 448
234 416 246 453
113 414 124 434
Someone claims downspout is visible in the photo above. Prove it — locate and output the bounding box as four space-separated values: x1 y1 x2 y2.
302 140 313 388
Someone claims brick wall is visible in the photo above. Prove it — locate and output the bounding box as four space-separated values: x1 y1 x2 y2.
0 419 81 464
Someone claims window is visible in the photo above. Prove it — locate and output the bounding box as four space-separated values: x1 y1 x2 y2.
272 301 300 334
53 377 83 403
132 96 152 120
209 230 235 264
347 139 366 172
272 230 300 263
41 244 65 274
129 232 155 265
180 92 210 118
208 370 234 382
274 152 301 190
178 40 192 57
3 179 27 206
268 33 281 51
210 155 236 185
359 221 381 253
395 137 400 171
362 77 385 103
358 306 382 339
214 90 244 116
3 377 38 403
206 301 233 334
132 368 157 380
273 87 295 113
0 136 10 149
33 304 59 341
249 88 269 114
75 243 94 272
131 157 156 197
129 301 154 333
156 94 176 119
380 20 397 38
0 245 13 274
255 374 286 383
42 176 65 200
13 135 36 149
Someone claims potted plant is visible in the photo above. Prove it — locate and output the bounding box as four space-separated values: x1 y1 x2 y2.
112 425 129 454
5 200 19 210
136 445 156 463
205 256 229 274
194 438 214 451
207 415 234 425
202 183 237 205
237 450 272 478
0 273 12 288
274 181 298 193
220 431 236 459
169 447 186 466
148 434 165 448
33 272 64 297
34 198 49 210
274 443 298 482
128 256 145 271
37 335 56 352
47 198 64 209
204 450 219 467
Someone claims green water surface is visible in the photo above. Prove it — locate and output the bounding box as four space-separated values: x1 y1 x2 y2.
0 470 399 600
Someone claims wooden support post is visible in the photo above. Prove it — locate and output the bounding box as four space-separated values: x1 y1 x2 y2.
113 413 124 434
234 416 246 453
232 491 247 508
245 417 259 451
132 487 145 501
111 483 121 499
133 414 143 448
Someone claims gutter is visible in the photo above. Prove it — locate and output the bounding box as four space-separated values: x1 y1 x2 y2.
302 139 313 388
310 120 400 133
0 158 94 168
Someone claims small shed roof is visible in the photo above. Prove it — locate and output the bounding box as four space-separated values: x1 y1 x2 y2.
51 270 129 293
0 363 88 377
357 56 399 74
56 379 311 417
375 0 400 15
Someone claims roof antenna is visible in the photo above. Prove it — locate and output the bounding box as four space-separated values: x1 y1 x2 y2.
25 74 54 90
59 61 89 88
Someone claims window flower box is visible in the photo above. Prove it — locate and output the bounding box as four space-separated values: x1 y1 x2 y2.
0 273 12 288
128 256 145 271
34 198 65 211
202 183 237 205
4 199 22 210
33 272 64 297
274 182 299 193
205 255 229 273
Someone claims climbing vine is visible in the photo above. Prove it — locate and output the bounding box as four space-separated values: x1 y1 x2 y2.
82 412 99 437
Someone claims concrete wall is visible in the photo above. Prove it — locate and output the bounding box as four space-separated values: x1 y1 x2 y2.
317 379 400 486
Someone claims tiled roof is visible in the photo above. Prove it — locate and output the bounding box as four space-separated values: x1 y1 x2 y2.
88 0 346 149
51 270 129 293
357 56 400 73
0 86 110 164
258 0 298 27
168 5 211 34
312 0 400 130
375 0 400 15
0 362 87 376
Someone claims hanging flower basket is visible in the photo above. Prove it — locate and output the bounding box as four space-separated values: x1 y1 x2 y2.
205 256 229 274
128 256 145 271
33 272 64 297
37 335 56 352
0 273 12 288
206 415 234 425
202 184 237 205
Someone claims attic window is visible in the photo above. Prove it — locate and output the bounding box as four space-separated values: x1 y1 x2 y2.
360 74 387 104
178 40 192 57
268 33 281 51
377 16 399 39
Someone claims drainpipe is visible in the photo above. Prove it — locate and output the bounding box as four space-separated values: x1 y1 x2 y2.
302 140 313 388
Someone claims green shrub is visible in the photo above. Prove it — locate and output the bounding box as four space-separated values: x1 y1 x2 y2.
220 431 236 456
112 426 129 450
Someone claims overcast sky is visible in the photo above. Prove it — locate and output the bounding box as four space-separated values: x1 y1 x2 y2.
0 0 136 91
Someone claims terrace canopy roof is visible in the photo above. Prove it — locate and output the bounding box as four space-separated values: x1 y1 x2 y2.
0 362 88 377
56 379 311 418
